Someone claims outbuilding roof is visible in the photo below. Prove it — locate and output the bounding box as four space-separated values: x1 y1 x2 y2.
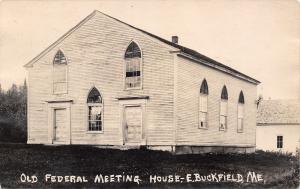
257 100 300 125
24 10 260 84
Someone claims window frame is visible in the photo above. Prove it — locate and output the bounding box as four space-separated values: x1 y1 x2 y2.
221 85 228 100
198 94 208 129
52 49 68 94
53 50 68 64
237 91 245 133
277 135 283 149
237 117 243 133
86 88 104 134
198 79 209 129
238 91 245 104
87 103 103 133
200 79 209 95
219 114 227 131
219 85 228 131
219 99 228 131
123 41 143 90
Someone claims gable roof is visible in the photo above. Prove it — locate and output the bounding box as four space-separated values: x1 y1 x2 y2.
24 10 260 84
257 100 300 125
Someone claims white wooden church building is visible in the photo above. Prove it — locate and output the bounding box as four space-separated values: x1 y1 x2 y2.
24 11 260 153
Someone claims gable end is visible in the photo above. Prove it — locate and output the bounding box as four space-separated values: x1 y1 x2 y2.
24 10 98 68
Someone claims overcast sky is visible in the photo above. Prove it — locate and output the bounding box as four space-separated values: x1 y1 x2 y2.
0 0 299 99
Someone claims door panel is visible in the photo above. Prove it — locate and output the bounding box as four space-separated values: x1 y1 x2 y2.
124 106 142 143
54 109 67 143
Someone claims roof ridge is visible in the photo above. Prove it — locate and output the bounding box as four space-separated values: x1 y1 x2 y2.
257 99 300 125
95 10 259 84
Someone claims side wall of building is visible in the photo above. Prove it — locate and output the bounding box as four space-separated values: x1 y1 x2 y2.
27 12 176 145
256 125 300 154
176 56 257 147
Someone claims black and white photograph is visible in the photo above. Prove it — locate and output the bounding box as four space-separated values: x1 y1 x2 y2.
0 0 299 188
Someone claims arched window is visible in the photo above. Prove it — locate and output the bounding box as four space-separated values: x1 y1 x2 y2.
220 85 228 131
53 50 67 64
199 79 209 129
238 91 245 104
221 85 228 100
87 87 103 132
237 91 244 132
53 50 67 94
200 79 209 94
124 41 141 89
125 41 141 58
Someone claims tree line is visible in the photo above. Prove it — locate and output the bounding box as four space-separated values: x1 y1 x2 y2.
0 81 27 142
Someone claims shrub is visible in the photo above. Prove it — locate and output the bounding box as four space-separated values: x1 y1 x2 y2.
0 82 27 143
0 118 26 143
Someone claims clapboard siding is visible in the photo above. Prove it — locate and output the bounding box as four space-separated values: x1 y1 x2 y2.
27 59 52 143
27 12 176 145
27 11 258 148
256 125 300 154
176 56 257 146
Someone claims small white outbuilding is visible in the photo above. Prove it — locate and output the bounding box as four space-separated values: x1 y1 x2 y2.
257 100 300 154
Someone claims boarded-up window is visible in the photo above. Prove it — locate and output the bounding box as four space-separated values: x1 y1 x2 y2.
125 41 141 89
87 87 103 132
220 100 227 130
220 115 227 131
237 104 244 132
220 85 228 131
199 79 208 129
237 91 244 132
53 50 67 94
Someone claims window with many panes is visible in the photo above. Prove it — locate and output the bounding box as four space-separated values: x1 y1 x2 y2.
237 91 244 132
277 136 283 148
220 85 228 131
199 79 208 129
87 87 103 132
53 50 67 94
124 41 141 89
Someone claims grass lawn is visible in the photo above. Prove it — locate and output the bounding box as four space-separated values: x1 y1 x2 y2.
0 144 298 189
